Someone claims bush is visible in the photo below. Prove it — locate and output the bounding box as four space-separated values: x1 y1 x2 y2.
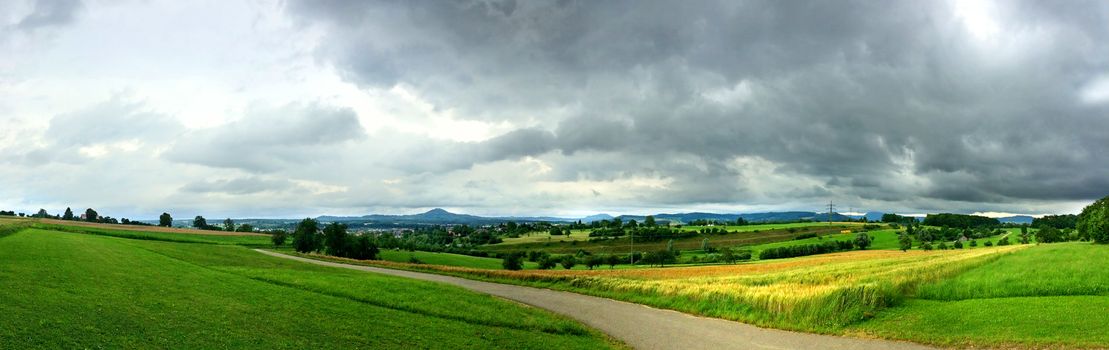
854 232 872 250
794 233 818 240
270 230 288 246
953 240 964 249
922 241 933 250
559 256 577 270
969 240 978 247
407 256 424 264
537 256 557 270
502 253 524 270
759 240 854 260
984 240 994 247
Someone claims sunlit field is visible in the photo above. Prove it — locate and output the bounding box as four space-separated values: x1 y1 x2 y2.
297 246 1024 331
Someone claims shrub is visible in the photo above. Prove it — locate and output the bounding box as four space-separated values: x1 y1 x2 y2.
953 240 964 249
922 241 933 250
854 232 872 250
759 241 854 260
537 256 557 270
502 253 524 270
984 240 994 247
270 230 288 246
407 256 424 264
794 233 818 240
560 256 577 270
969 240 978 247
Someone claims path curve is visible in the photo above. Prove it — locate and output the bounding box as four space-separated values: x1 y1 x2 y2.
255 249 933 350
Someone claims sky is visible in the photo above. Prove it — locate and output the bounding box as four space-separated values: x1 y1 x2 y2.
1 0 1108 219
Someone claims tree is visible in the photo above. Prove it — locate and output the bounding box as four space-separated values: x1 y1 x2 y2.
854 232 872 250
720 248 736 264
938 241 948 250
236 224 255 233
34 209 48 218
1020 226 1031 244
85 208 99 222
537 256 557 269
159 212 172 227
193 216 208 229
953 240 964 249
1077 195 1109 244
898 232 912 251
644 215 656 227
293 218 321 253
548 226 563 236
323 222 349 256
584 255 603 270
1035 226 1065 244
605 254 620 269
922 241 933 250
502 253 524 270
701 238 710 252
969 239 978 247
349 235 379 260
63 207 74 220
560 256 576 269
271 230 288 246
223 218 235 232
666 239 675 252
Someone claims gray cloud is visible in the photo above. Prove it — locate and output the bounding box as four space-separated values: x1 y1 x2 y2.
16 0 83 31
164 103 366 173
291 0 1109 212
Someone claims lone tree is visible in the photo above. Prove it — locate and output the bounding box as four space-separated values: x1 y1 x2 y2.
560 256 577 270
898 231 913 251
720 247 736 264
223 218 235 232
854 232 872 250
293 218 321 253
63 207 74 220
271 230 288 246
159 213 172 227
85 208 99 222
502 253 523 270
1077 195 1109 244
193 216 208 229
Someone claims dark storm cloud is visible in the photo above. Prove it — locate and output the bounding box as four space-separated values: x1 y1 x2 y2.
290 0 1109 210
164 103 365 173
16 0 83 31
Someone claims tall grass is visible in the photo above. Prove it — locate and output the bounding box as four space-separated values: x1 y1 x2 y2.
918 243 1109 300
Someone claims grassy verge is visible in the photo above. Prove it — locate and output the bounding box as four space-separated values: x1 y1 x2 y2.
0 229 621 349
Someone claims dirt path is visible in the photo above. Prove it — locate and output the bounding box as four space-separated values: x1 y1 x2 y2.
255 250 934 350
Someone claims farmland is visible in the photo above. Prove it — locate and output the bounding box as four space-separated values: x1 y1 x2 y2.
0 227 619 349
481 223 864 255
852 243 1109 348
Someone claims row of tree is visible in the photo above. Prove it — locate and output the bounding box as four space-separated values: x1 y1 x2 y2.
288 219 380 260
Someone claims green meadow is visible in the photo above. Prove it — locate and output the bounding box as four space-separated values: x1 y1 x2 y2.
0 228 619 349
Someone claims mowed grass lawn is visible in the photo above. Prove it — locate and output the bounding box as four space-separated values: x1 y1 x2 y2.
852 243 1109 348
0 229 619 349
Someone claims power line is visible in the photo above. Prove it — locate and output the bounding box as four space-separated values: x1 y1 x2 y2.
827 200 835 226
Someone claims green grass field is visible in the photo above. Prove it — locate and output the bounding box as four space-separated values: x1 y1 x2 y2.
849 243 1109 348
29 222 273 245
0 228 619 349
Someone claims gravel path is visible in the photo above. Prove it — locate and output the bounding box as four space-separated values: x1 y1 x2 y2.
255 249 934 350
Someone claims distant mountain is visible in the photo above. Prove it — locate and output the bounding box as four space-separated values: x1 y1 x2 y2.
318 208 576 225
997 215 1034 224
317 209 875 226
580 214 614 223
863 211 886 222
